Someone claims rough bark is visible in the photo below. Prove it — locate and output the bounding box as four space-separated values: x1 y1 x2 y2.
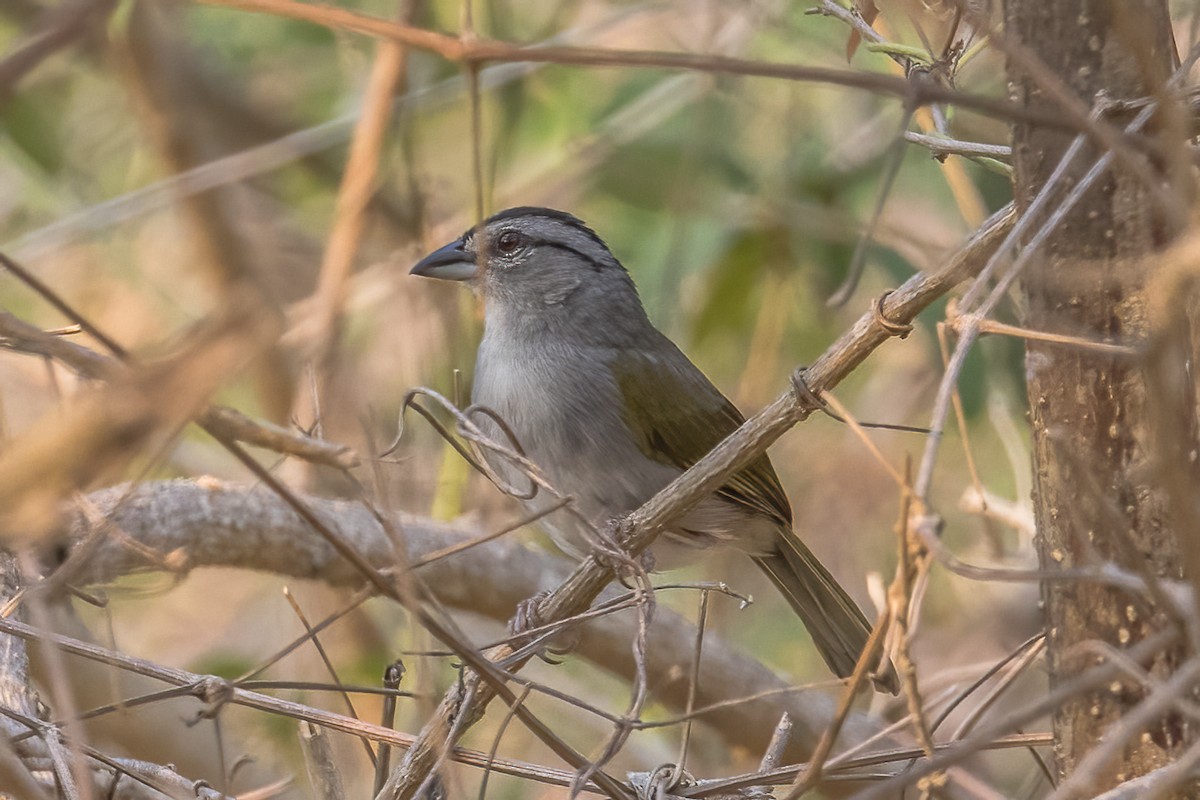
1007 0 1196 793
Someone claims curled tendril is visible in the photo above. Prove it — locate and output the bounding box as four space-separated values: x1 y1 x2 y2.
379 387 634 567
380 387 537 500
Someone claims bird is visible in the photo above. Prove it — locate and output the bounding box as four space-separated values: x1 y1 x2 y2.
411 206 892 689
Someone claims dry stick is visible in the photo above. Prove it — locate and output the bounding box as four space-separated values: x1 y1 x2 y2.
0 615 610 795
682 733 1053 797
889 461 938 776
0 702 237 800
853 630 1179 800
827 102 917 306
0 309 359 469
751 712 794 797
902 131 1012 160
476 685 532 800
379 204 1018 799
374 662 406 796
965 317 1140 356
934 321 1002 555
16 555 94 800
410 497 571 568
302 0 414 426
784 606 892 799
299 721 346 800
282 587 377 767
666 589 711 789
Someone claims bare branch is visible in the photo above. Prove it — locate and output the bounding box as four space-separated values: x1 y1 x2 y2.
46 480 881 760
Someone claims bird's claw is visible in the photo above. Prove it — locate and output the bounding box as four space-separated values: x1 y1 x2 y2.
508 592 578 663
596 547 656 589
509 591 551 638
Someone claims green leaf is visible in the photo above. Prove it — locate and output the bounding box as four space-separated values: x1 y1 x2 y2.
0 92 64 173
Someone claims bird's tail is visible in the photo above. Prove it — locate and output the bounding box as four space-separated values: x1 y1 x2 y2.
753 537 898 693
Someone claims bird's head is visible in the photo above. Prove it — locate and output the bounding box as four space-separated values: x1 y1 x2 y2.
411 207 641 317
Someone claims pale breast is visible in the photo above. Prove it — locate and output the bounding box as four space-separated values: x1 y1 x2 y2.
472 333 671 549
471 329 781 565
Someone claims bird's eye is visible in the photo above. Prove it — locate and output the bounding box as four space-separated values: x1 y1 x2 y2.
495 231 523 255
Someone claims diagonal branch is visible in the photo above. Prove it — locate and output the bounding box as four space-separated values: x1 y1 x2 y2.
378 204 1017 798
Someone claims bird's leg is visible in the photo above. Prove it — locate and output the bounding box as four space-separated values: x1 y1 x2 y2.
508 592 579 663
508 591 551 638
606 547 657 590
591 517 652 585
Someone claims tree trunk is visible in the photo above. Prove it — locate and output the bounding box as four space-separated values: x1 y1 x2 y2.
1007 0 1197 794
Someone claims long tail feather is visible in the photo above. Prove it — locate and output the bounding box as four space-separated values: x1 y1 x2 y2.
753 536 898 693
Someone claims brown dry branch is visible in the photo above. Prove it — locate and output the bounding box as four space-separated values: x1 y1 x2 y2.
853 630 1180 799
376 204 1017 798
0 553 235 800
0 0 116 102
0 310 270 542
43 481 879 759
299 721 345 800
902 131 1012 161
0 613 598 795
0 309 359 469
282 588 376 767
300 0 416 423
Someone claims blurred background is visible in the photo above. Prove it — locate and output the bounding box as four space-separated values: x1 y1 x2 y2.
0 0 1143 796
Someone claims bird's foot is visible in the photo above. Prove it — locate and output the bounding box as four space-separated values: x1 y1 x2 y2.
508 591 578 663
509 591 551 639
596 546 656 590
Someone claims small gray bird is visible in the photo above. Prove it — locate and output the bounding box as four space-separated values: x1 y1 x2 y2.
412 207 888 687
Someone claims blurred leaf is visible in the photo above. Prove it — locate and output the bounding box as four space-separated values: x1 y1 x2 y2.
0 92 65 173
594 92 745 211
690 227 782 345
191 652 256 680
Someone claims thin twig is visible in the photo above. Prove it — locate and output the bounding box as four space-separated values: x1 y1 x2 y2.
282 588 376 767
903 131 1012 160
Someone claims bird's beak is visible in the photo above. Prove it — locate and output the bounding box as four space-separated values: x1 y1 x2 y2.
410 240 477 282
